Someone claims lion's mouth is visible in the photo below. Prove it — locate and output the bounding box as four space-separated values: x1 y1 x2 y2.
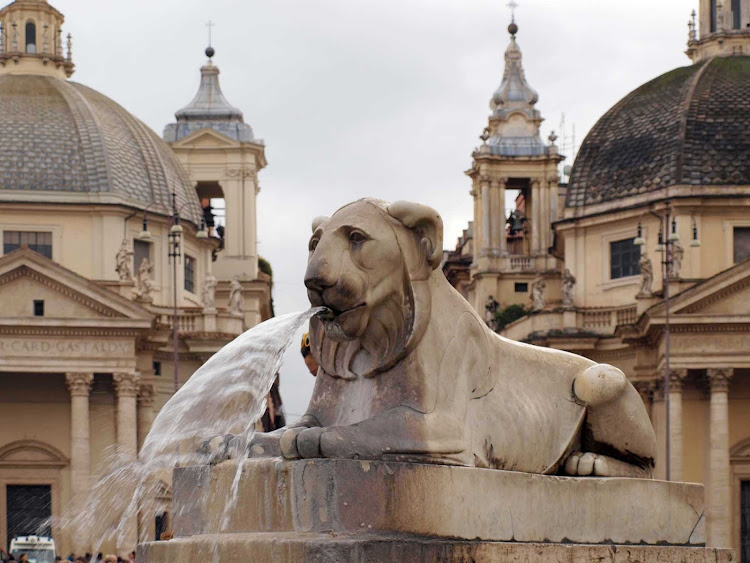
325 303 366 319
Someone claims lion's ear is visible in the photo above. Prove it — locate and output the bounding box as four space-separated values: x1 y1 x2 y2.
387 201 443 269
311 216 329 233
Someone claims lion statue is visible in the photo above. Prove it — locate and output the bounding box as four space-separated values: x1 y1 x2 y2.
249 198 656 477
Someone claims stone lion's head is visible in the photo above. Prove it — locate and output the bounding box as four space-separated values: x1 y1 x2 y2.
305 199 443 380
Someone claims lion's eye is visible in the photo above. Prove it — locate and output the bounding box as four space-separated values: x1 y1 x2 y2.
309 238 319 252
349 231 367 244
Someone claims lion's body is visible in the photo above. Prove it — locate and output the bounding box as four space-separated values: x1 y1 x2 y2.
270 199 656 477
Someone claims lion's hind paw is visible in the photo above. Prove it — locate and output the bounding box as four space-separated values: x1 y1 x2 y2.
564 451 649 478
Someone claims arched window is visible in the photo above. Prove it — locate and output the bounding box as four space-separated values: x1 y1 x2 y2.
732 0 741 29
25 21 36 54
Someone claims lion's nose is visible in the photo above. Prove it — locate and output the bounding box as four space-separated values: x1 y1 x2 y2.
304 260 336 293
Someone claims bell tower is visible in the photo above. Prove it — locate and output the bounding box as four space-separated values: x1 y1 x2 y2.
465 19 563 312
0 0 74 78
165 46 270 328
687 0 750 62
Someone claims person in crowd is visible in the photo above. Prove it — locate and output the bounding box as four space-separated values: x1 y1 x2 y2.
128 552 135 563
17 555 28 563
301 332 318 376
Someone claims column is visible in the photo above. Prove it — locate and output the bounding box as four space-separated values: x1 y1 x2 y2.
471 185 480 266
531 179 541 255
137 383 156 449
669 369 687 482
634 380 654 420
498 178 508 256
707 368 733 548
489 180 500 253
113 371 141 555
65 372 94 555
480 176 491 253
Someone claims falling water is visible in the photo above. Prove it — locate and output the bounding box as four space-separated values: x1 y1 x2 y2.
49 307 324 555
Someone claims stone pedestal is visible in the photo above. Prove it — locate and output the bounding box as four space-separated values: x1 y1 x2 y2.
138 459 734 562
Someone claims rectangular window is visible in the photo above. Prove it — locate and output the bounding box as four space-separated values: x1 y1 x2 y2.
733 0 741 29
711 0 717 31
184 255 196 293
133 239 151 275
33 300 44 317
3 231 52 258
734 227 750 263
610 238 640 280
153 361 161 377
515 282 529 293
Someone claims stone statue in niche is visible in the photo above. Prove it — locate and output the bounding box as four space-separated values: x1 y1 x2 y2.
531 274 546 311
115 238 133 281
245 199 656 478
638 254 653 297
671 241 684 279
202 272 217 312
562 268 576 309
484 295 499 331
132 257 154 302
228 276 244 316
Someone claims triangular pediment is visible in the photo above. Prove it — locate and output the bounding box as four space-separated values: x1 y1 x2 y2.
172 127 240 149
0 248 152 324
648 258 750 318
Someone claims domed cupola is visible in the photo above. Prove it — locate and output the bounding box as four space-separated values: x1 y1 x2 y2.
0 0 74 78
480 21 546 157
163 47 255 143
0 0 203 225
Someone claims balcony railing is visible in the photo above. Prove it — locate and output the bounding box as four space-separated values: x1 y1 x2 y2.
152 307 243 336
581 305 638 330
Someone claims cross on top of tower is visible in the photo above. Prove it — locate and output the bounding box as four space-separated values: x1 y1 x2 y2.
205 20 215 60
507 0 519 22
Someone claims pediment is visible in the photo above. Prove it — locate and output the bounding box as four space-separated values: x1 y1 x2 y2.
172 128 240 149
648 259 750 318
0 248 152 323
0 440 69 468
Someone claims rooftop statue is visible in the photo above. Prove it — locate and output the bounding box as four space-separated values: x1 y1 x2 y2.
249 199 656 478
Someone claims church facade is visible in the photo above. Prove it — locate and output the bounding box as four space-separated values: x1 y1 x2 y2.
0 0 270 556
445 3 750 555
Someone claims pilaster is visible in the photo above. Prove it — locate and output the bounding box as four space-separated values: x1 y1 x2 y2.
706 367 733 548
531 179 541 254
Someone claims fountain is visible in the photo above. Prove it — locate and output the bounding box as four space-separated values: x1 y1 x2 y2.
138 199 733 561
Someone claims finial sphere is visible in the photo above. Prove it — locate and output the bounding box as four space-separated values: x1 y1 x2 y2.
508 22 518 36
205 46 215 59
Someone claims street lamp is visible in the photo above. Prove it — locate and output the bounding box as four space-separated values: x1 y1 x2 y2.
168 193 182 394
635 204 700 481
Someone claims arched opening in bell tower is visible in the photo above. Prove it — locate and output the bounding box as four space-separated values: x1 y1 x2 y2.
710 0 717 32
195 181 226 254
25 21 36 54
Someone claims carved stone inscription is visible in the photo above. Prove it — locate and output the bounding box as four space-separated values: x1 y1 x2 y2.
0 338 134 357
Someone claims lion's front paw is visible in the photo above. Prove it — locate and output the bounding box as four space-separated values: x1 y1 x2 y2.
280 427 325 459
198 434 238 465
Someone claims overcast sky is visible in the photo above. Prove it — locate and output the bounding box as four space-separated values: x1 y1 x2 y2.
63 0 694 420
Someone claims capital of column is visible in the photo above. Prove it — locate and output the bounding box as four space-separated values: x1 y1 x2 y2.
669 369 688 392
113 372 141 398
479 174 491 187
137 383 156 407
65 373 94 397
633 379 655 403
491 177 508 189
707 368 734 393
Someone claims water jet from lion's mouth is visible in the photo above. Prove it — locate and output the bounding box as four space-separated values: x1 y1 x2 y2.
48 307 325 554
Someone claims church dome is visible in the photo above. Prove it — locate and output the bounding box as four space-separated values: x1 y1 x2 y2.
0 74 202 224
566 57 750 208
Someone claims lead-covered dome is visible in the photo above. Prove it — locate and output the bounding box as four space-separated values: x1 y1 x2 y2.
566 57 750 208
0 74 202 224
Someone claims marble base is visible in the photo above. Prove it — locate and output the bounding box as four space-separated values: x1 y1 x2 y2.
138 458 733 562
139 533 733 562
